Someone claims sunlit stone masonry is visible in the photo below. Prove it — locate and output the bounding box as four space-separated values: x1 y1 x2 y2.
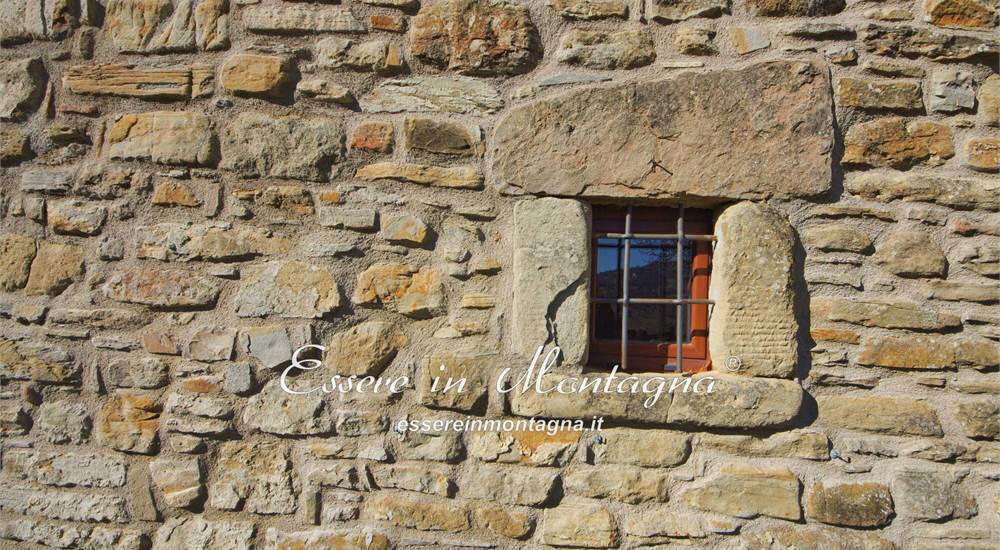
1 0 999 546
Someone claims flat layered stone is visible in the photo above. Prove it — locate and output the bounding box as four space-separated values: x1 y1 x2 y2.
873 229 947 277
404 118 476 156
857 334 999 369
314 37 405 74
801 223 871 253
243 4 365 34
748 0 844 15
563 465 670 503
265 529 391 550
153 517 254 550
365 493 470 531
860 23 999 62
549 0 627 19
493 60 832 200
1 57 48 121
460 464 559 506
512 198 590 364
2 449 126 488
104 267 221 309
591 429 690 467
646 0 729 22
812 297 960 330
667 374 805 428
709 202 798 377
557 29 655 69
685 465 801 520
357 162 482 189
63 63 209 99
219 54 295 100
360 77 503 115
24 241 84 296
817 395 942 436
468 428 581 466
107 111 216 166
835 78 923 112
893 468 977 520
965 137 1000 172
843 117 953 169
106 0 228 53
543 501 618 548
474 506 534 539
740 526 896 550
0 485 128 523
957 400 999 439
221 113 344 182
235 260 340 319
49 200 107 235
697 430 829 460
924 280 999 303
0 233 36 291
324 321 405 376
409 0 540 76
806 482 893 527
847 171 1000 211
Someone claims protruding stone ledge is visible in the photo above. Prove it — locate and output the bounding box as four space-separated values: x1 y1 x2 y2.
508 372 804 429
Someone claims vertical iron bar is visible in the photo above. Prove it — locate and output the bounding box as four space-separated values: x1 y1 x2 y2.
621 207 632 371
675 208 684 373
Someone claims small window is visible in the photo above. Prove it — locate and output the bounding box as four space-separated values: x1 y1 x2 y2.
589 205 714 373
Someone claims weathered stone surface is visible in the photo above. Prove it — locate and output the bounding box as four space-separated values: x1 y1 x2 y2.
812 297 960 331
873 229 947 277
747 0 843 15
35 401 91 443
357 162 482 189
324 321 404 376
802 223 872 253
924 280 999 303
858 335 999 369
371 463 453 497
847 171 1000 211
150 456 203 508
860 24 999 62
211 440 295 514
929 68 976 113
710 202 798 377
105 0 228 53
893 468 977 520
835 78 923 112
360 77 503 115
107 111 216 167
221 113 344 182
924 0 998 29
739 526 897 550
104 267 221 308
409 0 540 76
63 63 210 99
244 4 366 34
97 392 161 453
220 54 294 100
817 395 942 436
461 464 559 505
0 234 36 292
1 57 47 121
365 493 470 531
351 263 445 318
668 374 805 428
685 465 801 520
315 37 404 74
0 127 32 164
0 339 79 384
420 351 490 411
564 465 670 503
557 29 655 69
806 482 893 527
107 357 168 389
728 27 770 54
381 214 430 246
235 261 340 319
674 27 717 55
0 518 143 549
469 428 581 466
543 501 618 548
24 241 84 296
965 137 1000 172
265 528 391 550
242 380 333 436
298 78 355 105
3 448 126 488
957 400 999 439
979 74 1000 126
512 198 590 364
49 200 107 236
493 61 832 200
698 430 829 460
623 511 740 542
350 121 393 153
646 0 729 22
843 117 953 169
591 429 690 467
153 517 254 550
0 485 128 523
318 207 378 230
474 505 534 539
549 0 627 19
404 118 476 156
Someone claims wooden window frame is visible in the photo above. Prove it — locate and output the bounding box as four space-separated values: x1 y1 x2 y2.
588 205 714 373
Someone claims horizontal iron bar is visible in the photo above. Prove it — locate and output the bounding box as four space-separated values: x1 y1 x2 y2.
595 233 717 241
593 298 715 305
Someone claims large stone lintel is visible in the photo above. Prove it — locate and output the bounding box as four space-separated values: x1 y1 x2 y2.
492 60 833 202
508 372 804 429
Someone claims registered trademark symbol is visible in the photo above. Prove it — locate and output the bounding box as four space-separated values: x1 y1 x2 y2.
725 356 743 372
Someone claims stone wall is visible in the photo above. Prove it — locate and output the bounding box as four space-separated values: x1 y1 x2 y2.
1 0 999 547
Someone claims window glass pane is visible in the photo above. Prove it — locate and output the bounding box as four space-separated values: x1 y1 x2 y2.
595 239 621 299
630 304 675 343
629 239 693 299
594 303 621 339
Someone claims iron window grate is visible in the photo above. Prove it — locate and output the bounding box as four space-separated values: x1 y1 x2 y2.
592 206 716 372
